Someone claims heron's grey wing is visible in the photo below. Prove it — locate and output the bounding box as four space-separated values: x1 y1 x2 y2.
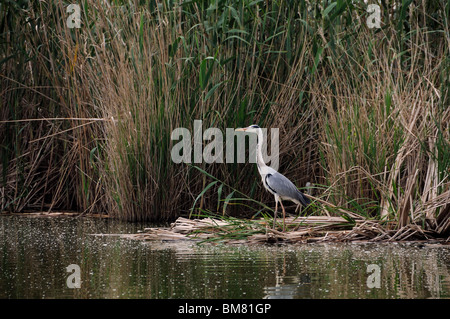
265 172 310 207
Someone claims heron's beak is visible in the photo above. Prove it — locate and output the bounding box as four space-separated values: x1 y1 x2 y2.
235 127 247 132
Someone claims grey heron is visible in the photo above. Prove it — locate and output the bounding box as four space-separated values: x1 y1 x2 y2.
235 124 311 231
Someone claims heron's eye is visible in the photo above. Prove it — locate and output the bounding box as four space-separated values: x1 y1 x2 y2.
251 125 260 128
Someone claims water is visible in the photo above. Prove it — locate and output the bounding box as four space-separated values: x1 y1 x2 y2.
0 216 448 299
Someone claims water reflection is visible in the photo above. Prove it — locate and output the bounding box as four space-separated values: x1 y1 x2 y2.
0 216 448 298
264 273 312 299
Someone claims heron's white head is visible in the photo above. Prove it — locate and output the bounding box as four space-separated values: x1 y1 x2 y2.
235 124 260 133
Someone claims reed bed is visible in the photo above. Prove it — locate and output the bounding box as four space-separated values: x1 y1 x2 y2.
123 216 448 245
1 1 449 239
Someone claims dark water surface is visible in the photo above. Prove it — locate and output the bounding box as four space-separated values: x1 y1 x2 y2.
0 216 448 299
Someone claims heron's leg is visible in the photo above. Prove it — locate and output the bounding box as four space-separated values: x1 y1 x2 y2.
279 201 286 231
273 199 278 229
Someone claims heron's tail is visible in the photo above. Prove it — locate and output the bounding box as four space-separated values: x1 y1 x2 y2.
297 191 311 207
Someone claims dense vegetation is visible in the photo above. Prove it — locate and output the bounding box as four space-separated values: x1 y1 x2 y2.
1 1 449 236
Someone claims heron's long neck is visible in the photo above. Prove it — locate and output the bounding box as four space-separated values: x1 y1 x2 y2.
255 129 267 170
